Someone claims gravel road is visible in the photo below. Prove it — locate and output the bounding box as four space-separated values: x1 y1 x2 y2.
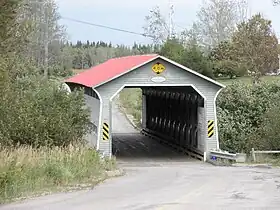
2 100 280 210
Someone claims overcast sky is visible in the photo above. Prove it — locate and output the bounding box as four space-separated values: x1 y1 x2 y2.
56 0 280 46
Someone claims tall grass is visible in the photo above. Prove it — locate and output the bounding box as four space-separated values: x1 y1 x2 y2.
0 145 116 203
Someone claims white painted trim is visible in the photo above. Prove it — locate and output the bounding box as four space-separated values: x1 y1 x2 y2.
91 88 103 151
61 83 71 94
213 88 224 150
110 83 207 101
109 100 112 158
158 56 225 88
93 55 225 89
109 83 208 156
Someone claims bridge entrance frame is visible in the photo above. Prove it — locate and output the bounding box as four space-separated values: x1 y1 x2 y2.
65 54 225 160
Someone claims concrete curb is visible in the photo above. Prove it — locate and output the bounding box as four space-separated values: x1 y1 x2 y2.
232 163 273 169
207 161 274 169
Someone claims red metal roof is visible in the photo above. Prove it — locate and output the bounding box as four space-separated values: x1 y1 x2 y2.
66 54 158 88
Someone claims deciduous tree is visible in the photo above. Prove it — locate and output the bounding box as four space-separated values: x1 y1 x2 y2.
23 0 66 77
231 14 279 83
160 38 214 78
191 0 248 51
210 41 246 78
272 0 280 5
143 6 169 44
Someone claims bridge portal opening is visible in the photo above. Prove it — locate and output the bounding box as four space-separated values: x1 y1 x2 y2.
65 54 225 161
111 85 205 160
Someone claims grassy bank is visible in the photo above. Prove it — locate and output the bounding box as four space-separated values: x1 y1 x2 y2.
119 88 142 128
0 145 117 204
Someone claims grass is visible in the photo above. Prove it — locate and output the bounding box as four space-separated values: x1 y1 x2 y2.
217 75 280 85
119 88 142 128
250 154 280 167
0 145 117 204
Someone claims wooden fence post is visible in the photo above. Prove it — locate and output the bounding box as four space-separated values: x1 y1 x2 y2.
252 148 256 162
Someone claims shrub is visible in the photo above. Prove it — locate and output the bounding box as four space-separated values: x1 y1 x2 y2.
249 102 280 151
217 81 280 153
0 77 93 147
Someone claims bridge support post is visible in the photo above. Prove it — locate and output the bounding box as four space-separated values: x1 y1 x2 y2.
205 99 219 153
197 106 206 152
97 99 112 157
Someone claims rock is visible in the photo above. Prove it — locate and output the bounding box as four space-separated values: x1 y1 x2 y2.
106 169 124 177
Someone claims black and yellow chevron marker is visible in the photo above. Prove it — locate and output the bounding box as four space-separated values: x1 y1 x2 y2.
207 120 214 138
102 122 109 141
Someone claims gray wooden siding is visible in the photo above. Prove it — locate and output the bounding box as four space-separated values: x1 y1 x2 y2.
96 58 222 155
84 90 100 148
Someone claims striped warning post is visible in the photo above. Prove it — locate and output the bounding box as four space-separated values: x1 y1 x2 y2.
102 122 109 141
208 120 214 138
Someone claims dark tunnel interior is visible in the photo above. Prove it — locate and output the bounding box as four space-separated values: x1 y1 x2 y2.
143 86 204 150
112 86 205 160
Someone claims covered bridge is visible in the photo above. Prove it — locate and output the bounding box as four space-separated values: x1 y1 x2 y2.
65 54 225 160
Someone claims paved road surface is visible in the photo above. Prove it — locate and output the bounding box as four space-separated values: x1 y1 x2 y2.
2 100 280 210
112 100 136 134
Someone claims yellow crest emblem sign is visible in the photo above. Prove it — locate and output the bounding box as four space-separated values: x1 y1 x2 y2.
152 62 166 75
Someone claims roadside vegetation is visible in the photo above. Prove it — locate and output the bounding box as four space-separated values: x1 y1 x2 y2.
119 1 280 164
0 145 116 204
1 0 279 204
217 81 280 154
0 0 116 204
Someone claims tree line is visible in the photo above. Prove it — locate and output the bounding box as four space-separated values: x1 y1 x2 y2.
68 10 279 82
65 0 279 83
0 0 92 148
1 0 280 149
143 0 279 82
66 41 160 71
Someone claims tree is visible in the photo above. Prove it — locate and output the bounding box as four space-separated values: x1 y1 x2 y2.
0 0 33 81
231 14 279 83
192 0 248 51
22 0 66 77
181 23 202 48
181 46 214 78
143 6 169 44
160 38 185 63
210 41 246 78
0 0 23 53
159 38 214 78
273 0 280 5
